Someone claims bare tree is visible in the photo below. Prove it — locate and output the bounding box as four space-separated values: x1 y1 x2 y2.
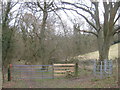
61 0 120 61
2 0 19 82
24 0 63 68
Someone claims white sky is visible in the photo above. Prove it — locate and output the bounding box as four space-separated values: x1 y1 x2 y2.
58 0 105 30
5 0 119 33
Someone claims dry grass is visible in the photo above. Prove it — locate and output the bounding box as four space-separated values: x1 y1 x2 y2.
77 43 119 60
2 67 118 88
2 43 119 88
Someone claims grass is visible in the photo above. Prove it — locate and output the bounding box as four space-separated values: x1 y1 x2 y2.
2 66 118 88
90 75 116 88
30 67 117 88
2 70 118 88
1 43 119 88
77 43 119 60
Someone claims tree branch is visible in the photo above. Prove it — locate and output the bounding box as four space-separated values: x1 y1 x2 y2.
78 30 98 37
113 13 120 25
92 2 101 32
10 2 18 10
37 2 44 11
53 10 67 36
47 0 54 9
109 2 119 28
61 1 95 20
25 2 41 12
113 26 120 35
2 2 11 27
103 2 109 37
76 2 94 11
61 7 98 32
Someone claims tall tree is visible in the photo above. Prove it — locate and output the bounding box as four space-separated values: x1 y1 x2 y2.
2 1 19 82
2 1 19 66
61 0 120 61
25 0 62 67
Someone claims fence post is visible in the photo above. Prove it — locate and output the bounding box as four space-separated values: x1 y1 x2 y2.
75 62 78 77
8 64 12 81
93 60 96 76
42 65 43 80
100 61 103 79
109 60 112 75
111 60 113 75
104 60 107 77
52 65 54 79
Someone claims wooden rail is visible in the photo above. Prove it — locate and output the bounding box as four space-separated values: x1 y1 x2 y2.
9 63 78 80
53 64 75 77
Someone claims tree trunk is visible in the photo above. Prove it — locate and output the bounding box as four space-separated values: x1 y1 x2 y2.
98 41 110 61
118 32 120 87
97 30 112 61
40 1 48 70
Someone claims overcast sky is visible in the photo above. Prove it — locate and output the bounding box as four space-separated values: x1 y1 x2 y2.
58 0 105 30
3 0 119 33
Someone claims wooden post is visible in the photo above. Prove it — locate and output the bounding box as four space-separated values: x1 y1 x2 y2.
75 62 78 77
8 64 12 81
42 65 43 80
2 66 5 83
52 65 54 79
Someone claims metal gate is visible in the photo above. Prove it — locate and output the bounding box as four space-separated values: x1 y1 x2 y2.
11 65 54 80
93 60 113 78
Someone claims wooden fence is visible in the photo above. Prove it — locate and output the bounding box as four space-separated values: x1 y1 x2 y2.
8 63 78 81
53 64 75 77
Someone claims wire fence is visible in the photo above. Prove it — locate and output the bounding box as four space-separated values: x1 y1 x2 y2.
7 60 113 81
93 60 113 78
9 63 77 80
11 65 54 80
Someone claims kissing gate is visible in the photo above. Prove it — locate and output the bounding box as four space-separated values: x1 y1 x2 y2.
8 63 76 81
